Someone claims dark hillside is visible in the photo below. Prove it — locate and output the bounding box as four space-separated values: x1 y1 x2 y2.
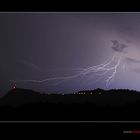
0 88 140 121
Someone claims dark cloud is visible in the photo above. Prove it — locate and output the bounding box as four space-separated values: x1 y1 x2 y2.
125 57 140 73
132 68 140 73
111 40 128 53
125 57 140 64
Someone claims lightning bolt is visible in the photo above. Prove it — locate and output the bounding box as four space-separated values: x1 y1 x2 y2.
9 52 123 89
105 54 122 88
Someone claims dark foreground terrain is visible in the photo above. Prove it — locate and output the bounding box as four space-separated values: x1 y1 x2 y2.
0 88 140 121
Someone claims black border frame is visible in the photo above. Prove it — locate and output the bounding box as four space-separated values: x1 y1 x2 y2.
1 0 140 138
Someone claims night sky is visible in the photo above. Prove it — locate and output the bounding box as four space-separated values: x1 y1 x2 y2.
1 12 140 94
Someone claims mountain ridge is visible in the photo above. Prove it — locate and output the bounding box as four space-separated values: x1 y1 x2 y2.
0 88 140 120
0 87 140 107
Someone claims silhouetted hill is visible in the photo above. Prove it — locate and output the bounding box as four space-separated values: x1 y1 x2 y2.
0 88 139 106
0 88 140 121
1 88 140 107
0 88 44 107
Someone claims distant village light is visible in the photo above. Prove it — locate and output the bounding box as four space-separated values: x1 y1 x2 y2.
13 84 16 89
